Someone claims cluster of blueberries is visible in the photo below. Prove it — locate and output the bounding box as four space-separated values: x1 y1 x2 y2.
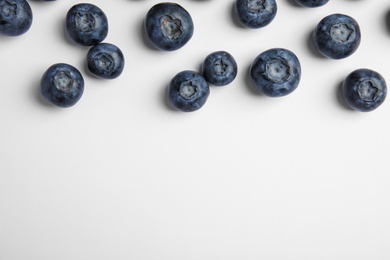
42 3 125 108
146 1 386 112
168 50 238 112
0 0 124 107
0 0 387 112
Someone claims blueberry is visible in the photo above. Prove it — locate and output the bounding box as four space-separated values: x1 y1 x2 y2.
66 3 108 46
250 48 301 97
201 51 237 87
168 70 210 112
0 0 32 36
294 0 329 7
87 43 124 79
41 63 84 108
342 69 387 112
235 0 277 29
313 13 361 59
145 2 194 51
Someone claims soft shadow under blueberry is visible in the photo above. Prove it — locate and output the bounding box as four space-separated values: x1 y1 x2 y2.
306 29 327 60
161 83 178 112
32 77 56 108
244 63 265 97
385 9 390 35
336 79 354 111
230 2 246 28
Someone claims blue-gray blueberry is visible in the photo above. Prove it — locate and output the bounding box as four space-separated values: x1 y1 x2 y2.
145 2 194 51
313 13 361 59
41 63 84 108
87 43 124 79
66 3 108 46
294 0 329 7
168 70 210 112
201 51 237 86
250 48 301 97
0 0 32 36
342 69 387 112
235 0 277 29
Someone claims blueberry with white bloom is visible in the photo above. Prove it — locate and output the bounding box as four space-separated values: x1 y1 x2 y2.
235 0 277 29
313 13 361 59
250 48 301 97
0 0 32 36
41 63 84 108
201 51 237 86
342 69 387 112
145 2 194 51
87 43 124 79
66 3 108 46
168 71 210 112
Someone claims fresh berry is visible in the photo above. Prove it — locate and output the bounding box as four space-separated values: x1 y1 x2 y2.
66 3 108 46
250 48 301 97
168 70 210 112
201 51 237 87
342 68 387 112
313 13 361 59
235 0 277 29
144 2 194 51
87 43 125 79
0 0 32 36
40 63 84 108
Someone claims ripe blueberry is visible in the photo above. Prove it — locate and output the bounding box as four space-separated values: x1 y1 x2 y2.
294 0 329 8
235 0 277 29
41 63 84 108
313 13 361 59
168 71 210 112
144 2 194 51
250 48 301 97
342 69 387 112
0 0 32 36
87 43 125 79
201 51 237 87
66 3 108 46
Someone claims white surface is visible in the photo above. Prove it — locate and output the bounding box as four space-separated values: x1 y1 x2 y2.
1 0 390 259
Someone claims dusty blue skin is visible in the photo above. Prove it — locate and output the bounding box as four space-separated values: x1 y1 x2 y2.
168 70 210 112
87 43 124 79
250 48 301 97
235 0 277 29
145 2 194 51
294 0 329 7
313 13 361 59
201 51 237 87
342 69 387 112
0 0 32 36
41 63 84 108
66 3 108 46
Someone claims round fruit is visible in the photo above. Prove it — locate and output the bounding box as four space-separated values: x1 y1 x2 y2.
342 69 387 112
41 63 84 108
144 2 194 51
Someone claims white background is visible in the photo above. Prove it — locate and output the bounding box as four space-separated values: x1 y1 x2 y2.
1 0 390 259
